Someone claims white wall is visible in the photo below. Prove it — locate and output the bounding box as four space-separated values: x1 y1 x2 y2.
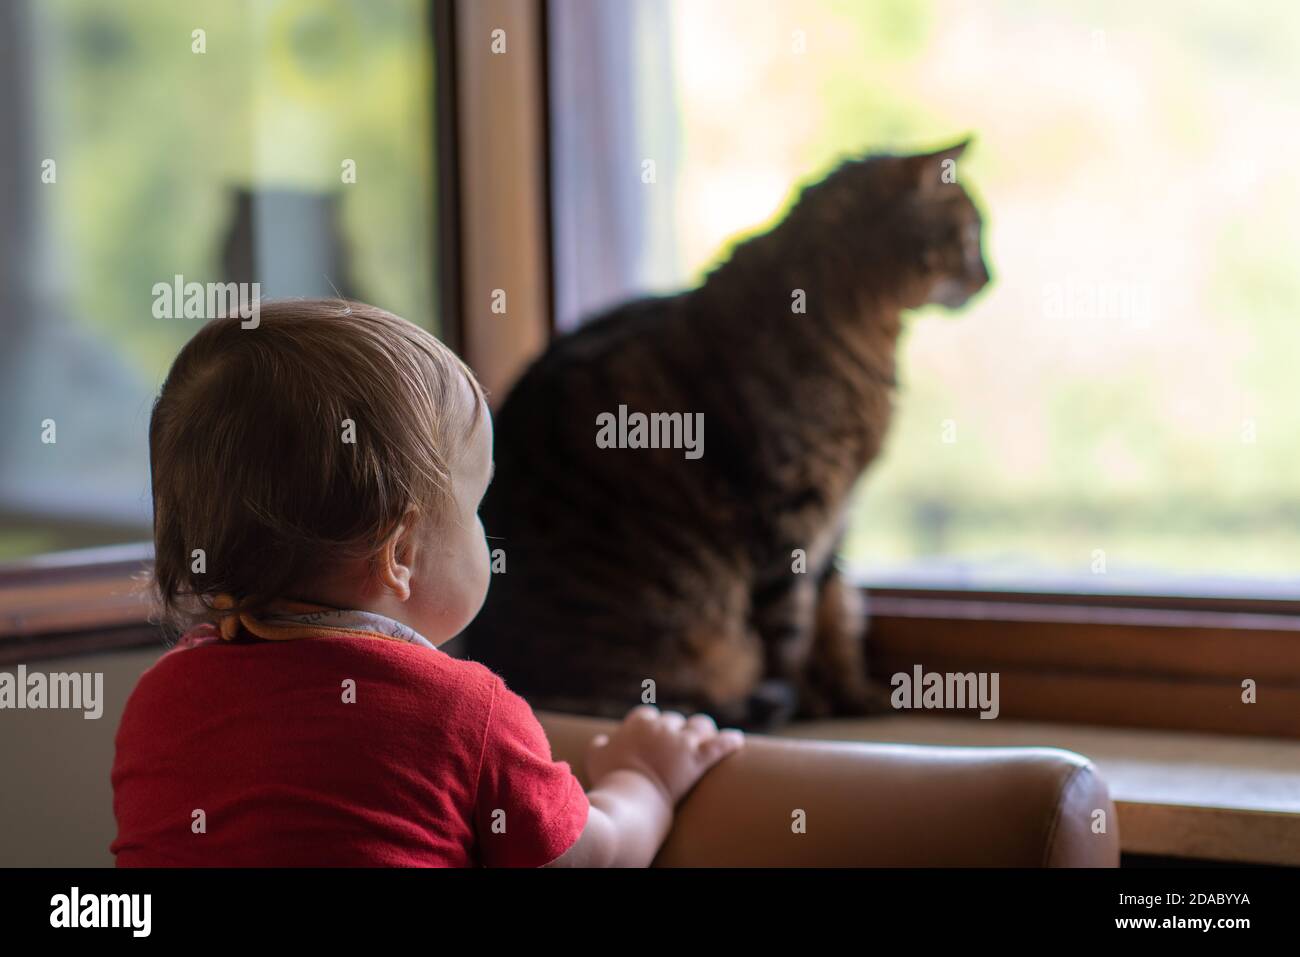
0 646 162 867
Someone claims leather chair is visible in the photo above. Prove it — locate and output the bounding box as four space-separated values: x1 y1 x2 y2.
539 712 1119 867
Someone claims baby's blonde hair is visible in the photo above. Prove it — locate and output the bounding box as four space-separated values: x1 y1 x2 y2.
149 298 485 629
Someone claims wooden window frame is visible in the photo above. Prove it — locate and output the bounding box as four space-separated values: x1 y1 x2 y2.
4 0 1297 745
862 585 1300 739
0 0 552 656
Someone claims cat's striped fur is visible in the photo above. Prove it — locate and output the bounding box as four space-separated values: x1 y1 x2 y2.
460 142 990 729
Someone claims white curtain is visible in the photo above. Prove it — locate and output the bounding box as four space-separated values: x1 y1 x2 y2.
548 0 681 330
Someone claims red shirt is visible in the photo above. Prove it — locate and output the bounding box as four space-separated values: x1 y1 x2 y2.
111 629 589 867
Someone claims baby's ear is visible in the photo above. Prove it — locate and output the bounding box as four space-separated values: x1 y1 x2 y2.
377 512 421 601
911 137 973 195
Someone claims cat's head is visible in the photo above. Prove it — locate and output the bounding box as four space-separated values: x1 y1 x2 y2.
899 140 989 309
820 139 991 311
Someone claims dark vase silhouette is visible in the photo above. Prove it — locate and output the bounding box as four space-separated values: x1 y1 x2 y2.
220 188 358 302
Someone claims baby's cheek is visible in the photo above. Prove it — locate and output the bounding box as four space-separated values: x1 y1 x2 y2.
472 517 492 591
448 517 491 624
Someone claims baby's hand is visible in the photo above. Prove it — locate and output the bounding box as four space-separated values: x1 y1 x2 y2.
586 705 744 805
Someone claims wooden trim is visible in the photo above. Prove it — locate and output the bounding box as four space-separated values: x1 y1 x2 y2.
0 623 164 667
1117 803 1300 868
452 0 552 405
537 0 558 339
432 0 464 353
862 581 1300 617
0 544 153 638
0 542 151 586
867 595 1300 738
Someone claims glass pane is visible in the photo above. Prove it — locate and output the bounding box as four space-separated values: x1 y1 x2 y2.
552 0 1300 597
0 0 439 562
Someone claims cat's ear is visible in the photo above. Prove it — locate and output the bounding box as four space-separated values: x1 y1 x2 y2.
911 137 972 195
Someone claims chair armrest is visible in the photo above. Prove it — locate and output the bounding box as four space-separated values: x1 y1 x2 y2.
537 711 1119 867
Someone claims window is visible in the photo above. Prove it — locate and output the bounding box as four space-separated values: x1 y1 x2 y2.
550 0 1300 599
2 4 1292 869
0 0 440 562
4 0 1294 744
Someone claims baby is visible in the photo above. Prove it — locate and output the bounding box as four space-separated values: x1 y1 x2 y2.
112 299 743 866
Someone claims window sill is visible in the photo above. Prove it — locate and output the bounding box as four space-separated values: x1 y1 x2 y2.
861 591 1300 739
0 543 152 642
775 715 1300 866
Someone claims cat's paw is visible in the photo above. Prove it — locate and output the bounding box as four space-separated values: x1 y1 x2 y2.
738 679 802 730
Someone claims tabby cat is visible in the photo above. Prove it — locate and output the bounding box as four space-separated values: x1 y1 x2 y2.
462 142 990 729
